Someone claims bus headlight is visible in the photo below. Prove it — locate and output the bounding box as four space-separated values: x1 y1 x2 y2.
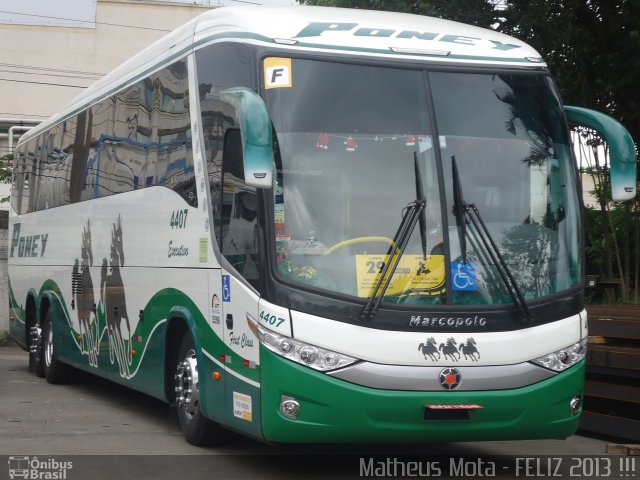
531 339 587 372
258 325 358 371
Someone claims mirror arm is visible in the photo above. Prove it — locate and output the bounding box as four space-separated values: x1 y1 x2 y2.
565 105 636 201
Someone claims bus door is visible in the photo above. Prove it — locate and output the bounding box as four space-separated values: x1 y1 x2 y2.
217 129 262 434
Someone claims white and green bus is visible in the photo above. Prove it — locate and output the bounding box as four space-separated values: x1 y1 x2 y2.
8 6 637 445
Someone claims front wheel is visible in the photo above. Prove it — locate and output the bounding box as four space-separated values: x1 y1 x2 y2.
42 310 72 384
174 332 221 446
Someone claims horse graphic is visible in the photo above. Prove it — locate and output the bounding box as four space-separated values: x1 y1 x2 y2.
100 215 131 378
72 221 99 367
439 337 460 362
459 337 480 361
418 337 440 361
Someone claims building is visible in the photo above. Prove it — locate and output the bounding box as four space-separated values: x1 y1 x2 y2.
0 0 217 334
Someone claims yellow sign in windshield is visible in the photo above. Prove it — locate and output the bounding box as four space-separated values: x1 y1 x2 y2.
355 254 445 298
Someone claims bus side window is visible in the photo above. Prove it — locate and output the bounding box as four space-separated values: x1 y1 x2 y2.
20 140 35 214
196 41 254 248
220 128 260 289
26 136 43 214
154 59 197 206
70 110 92 204
11 145 24 214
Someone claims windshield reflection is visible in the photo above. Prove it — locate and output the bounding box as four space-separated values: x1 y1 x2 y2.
431 72 581 304
264 60 581 307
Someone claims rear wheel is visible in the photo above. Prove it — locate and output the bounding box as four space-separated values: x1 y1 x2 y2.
42 310 72 384
174 332 221 446
27 300 44 377
29 322 44 378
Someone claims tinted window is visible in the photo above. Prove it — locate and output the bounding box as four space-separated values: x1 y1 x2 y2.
13 57 195 213
264 59 442 303
86 58 195 205
430 72 581 303
196 42 254 245
196 43 260 286
10 144 26 214
33 123 68 210
221 131 260 288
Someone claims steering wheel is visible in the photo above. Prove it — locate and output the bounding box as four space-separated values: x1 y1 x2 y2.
323 236 395 256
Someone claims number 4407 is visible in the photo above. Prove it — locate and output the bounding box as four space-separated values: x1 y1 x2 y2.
260 311 285 327
170 209 188 229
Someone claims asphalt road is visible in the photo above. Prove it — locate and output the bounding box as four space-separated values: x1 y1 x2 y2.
0 344 628 480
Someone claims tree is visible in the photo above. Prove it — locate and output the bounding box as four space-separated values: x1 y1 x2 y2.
500 1 640 142
0 153 12 204
500 1 640 303
298 0 499 26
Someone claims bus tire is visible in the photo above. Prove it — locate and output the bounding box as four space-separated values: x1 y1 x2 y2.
174 332 220 446
30 323 45 378
29 349 43 377
42 310 72 384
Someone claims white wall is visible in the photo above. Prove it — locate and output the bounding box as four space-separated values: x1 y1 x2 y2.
0 0 214 154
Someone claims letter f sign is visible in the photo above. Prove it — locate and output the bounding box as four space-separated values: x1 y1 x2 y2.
264 58 292 89
270 68 285 84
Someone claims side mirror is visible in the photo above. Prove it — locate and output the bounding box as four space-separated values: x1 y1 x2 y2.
219 88 273 189
565 106 637 201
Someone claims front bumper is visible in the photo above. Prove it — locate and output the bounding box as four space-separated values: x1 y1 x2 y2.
261 347 584 443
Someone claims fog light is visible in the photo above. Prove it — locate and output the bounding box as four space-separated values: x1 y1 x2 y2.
280 396 300 420
570 395 581 416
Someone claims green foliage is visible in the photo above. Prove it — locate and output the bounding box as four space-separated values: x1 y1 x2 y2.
500 1 640 303
298 0 499 25
500 1 640 152
0 153 12 184
0 331 16 347
0 153 11 203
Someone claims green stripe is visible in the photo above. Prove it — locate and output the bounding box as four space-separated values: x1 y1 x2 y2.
294 39 534 63
27 281 259 400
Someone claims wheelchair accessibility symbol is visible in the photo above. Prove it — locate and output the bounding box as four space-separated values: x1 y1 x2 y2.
451 262 477 291
222 275 231 302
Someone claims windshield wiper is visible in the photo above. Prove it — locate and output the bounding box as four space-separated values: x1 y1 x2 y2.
415 151 428 260
452 156 468 263
361 153 427 320
451 155 534 325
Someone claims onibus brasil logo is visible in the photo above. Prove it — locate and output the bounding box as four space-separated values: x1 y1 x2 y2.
8 456 73 479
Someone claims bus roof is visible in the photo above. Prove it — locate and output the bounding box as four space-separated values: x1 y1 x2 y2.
20 6 544 145
194 6 543 66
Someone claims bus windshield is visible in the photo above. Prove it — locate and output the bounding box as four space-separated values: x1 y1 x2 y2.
264 58 581 307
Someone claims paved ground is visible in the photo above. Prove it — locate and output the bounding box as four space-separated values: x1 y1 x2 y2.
0 344 631 479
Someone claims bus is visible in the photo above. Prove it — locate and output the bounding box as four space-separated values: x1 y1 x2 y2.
8 6 637 445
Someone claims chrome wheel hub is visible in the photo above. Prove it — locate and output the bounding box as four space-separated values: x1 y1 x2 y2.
44 323 53 367
174 348 199 419
29 324 42 355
